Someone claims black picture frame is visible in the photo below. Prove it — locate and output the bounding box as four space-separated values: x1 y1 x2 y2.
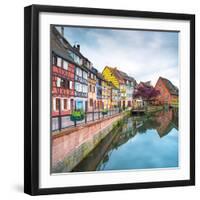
24 4 195 196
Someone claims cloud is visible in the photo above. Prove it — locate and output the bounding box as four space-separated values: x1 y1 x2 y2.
61 26 179 87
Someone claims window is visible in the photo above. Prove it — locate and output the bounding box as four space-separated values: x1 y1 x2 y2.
90 99 93 107
131 82 133 86
75 83 83 92
89 85 92 92
76 67 82 77
63 60 68 70
83 85 88 93
75 83 78 91
93 86 95 93
79 58 83 65
56 98 60 111
52 55 57 65
83 71 87 79
80 84 83 92
63 99 67 110
74 54 80 65
57 57 62 67
61 79 69 88
75 68 78 75
68 50 74 60
56 77 61 87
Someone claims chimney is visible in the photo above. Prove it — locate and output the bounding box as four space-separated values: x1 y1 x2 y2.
77 44 80 51
61 27 64 37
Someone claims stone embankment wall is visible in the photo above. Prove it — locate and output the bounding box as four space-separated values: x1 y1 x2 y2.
52 112 127 173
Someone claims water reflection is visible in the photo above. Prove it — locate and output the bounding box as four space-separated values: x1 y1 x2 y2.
72 108 179 172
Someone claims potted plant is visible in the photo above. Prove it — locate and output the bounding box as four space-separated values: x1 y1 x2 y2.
70 109 85 121
102 108 108 115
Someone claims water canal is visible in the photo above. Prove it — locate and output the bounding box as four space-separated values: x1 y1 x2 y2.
72 108 179 172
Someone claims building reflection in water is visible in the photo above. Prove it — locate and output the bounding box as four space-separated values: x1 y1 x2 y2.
72 108 178 172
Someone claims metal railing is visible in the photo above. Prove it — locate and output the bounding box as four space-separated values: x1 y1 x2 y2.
52 108 120 132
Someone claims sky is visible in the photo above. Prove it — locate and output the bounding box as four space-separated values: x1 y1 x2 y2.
56 26 179 87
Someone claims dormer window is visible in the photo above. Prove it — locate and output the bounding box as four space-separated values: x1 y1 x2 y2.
63 60 68 70
57 57 62 67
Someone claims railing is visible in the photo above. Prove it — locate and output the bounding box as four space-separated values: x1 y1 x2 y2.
75 75 88 85
52 108 120 132
74 91 88 97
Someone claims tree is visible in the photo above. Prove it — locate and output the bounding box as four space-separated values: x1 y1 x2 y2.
134 85 160 102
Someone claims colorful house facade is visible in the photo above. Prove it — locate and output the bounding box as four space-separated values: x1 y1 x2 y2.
117 70 136 108
109 82 120 108
74 64 88 111
102 66 136 109
154 77 179 107
102 80 108 109
102 66 121 89
96 72 104 110
51 26 93 114
51 26 75 117
87 67 97 112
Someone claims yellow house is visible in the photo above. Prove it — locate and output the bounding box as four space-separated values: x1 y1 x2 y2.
102 66 127 108
109 82 120 108
102 80 112 109
102 66 122 89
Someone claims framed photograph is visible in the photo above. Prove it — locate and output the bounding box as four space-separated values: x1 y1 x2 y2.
24 4 195 195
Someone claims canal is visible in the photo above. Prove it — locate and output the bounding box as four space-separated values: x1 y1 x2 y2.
72 108 179 172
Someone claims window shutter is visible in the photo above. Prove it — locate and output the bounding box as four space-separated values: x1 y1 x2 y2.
69 81 73 89
53 98 56 111
61 99 64 111
57 78 61 87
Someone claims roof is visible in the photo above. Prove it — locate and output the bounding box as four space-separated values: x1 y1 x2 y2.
108 67 124 83
159 77 179 95
91 67 98 74
140 81 152 87
117 69 136 82
51 26 90 72
96 72 104 80
137 81 153 89
105 66 136 84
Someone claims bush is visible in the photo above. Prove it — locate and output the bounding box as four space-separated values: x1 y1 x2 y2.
70 109 85 121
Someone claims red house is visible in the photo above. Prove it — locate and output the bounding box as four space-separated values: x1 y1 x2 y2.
154 77 178 106
51 26 75 117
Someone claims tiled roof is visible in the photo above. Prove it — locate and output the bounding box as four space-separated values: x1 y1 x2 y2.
96 72 103 79
109 67 124 82
52 26 85 58
115 69 136 82
106 66 136 84
160 77 178 95
51 26 91 72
